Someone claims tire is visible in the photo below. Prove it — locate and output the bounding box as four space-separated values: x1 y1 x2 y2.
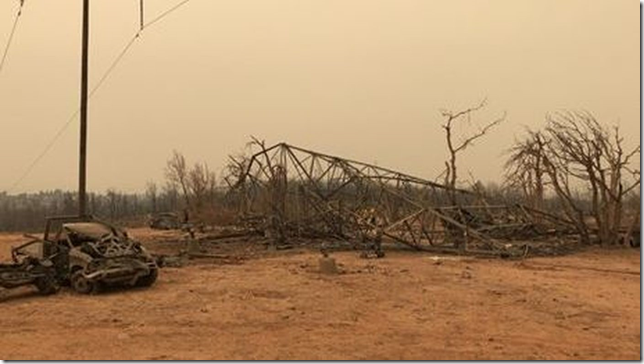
630 234 640 248
136 268 158 287
71 270 94 294
35 275 59 295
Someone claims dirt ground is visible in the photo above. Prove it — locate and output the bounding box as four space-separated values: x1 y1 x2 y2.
0 228 640 360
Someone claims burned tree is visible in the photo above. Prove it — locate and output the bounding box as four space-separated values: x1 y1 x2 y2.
187 162 217 212
165 150 191 210
505 111 640 245
145 181 158 213
504 130 547 211
165 151 219 219
439 99 506 204
546 111 639 245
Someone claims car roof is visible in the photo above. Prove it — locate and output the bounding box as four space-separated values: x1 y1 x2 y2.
156 212 178 217
63 222 114 239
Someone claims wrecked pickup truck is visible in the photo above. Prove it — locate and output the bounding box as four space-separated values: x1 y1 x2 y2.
41 216 159 293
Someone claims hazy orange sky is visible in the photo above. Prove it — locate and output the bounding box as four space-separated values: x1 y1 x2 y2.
0 0 639 193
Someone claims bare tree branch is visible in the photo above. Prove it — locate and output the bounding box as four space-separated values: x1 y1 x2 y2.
439 99 505 204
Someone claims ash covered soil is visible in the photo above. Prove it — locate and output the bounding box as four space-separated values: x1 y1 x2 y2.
0 228 639 360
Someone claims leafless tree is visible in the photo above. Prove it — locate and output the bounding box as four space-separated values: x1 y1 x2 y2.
546 111 639 244
504 130 547 211
505 110 640 245
145 181 158 213
162 181 180 211
165 150 191 210
106 188 119 220
439 99 506 203
223 155 246 186
187 162 216 212
222 137 266 189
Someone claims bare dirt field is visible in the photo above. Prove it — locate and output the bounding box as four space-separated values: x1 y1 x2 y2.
0 228 640 360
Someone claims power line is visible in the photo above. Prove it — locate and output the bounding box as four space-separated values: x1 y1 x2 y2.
7 111 79 193
142 0 191 31
0 0 25 77
7 34 139 193
6 0 193 193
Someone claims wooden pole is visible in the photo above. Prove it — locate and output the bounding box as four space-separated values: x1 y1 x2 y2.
140 0 144 30
78 0 89 216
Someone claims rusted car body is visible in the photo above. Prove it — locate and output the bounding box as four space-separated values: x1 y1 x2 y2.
43 216 158 293
148 212 182 230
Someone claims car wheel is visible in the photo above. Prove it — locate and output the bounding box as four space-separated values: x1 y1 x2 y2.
137 269 158 287
35 275 59 295
71 271 94 294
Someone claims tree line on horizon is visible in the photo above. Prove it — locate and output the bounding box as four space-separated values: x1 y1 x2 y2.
0 106 640 246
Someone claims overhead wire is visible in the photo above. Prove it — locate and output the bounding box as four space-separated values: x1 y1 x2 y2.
7 34 139 193
0 0 25 78
141 0 191 31
6 0 193 193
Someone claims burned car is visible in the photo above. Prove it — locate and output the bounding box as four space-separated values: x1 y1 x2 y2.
148 212 182 230
0 239 59 295
43 216 159 293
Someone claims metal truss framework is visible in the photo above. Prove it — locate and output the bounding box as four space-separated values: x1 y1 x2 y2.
227 142 575 257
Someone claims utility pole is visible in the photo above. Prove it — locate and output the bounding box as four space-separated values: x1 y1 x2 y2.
78 0 89 216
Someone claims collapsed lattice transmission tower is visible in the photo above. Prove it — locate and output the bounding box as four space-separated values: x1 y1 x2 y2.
225 142 577 257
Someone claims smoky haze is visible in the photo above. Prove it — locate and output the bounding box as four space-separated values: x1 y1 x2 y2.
0 0 639 193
